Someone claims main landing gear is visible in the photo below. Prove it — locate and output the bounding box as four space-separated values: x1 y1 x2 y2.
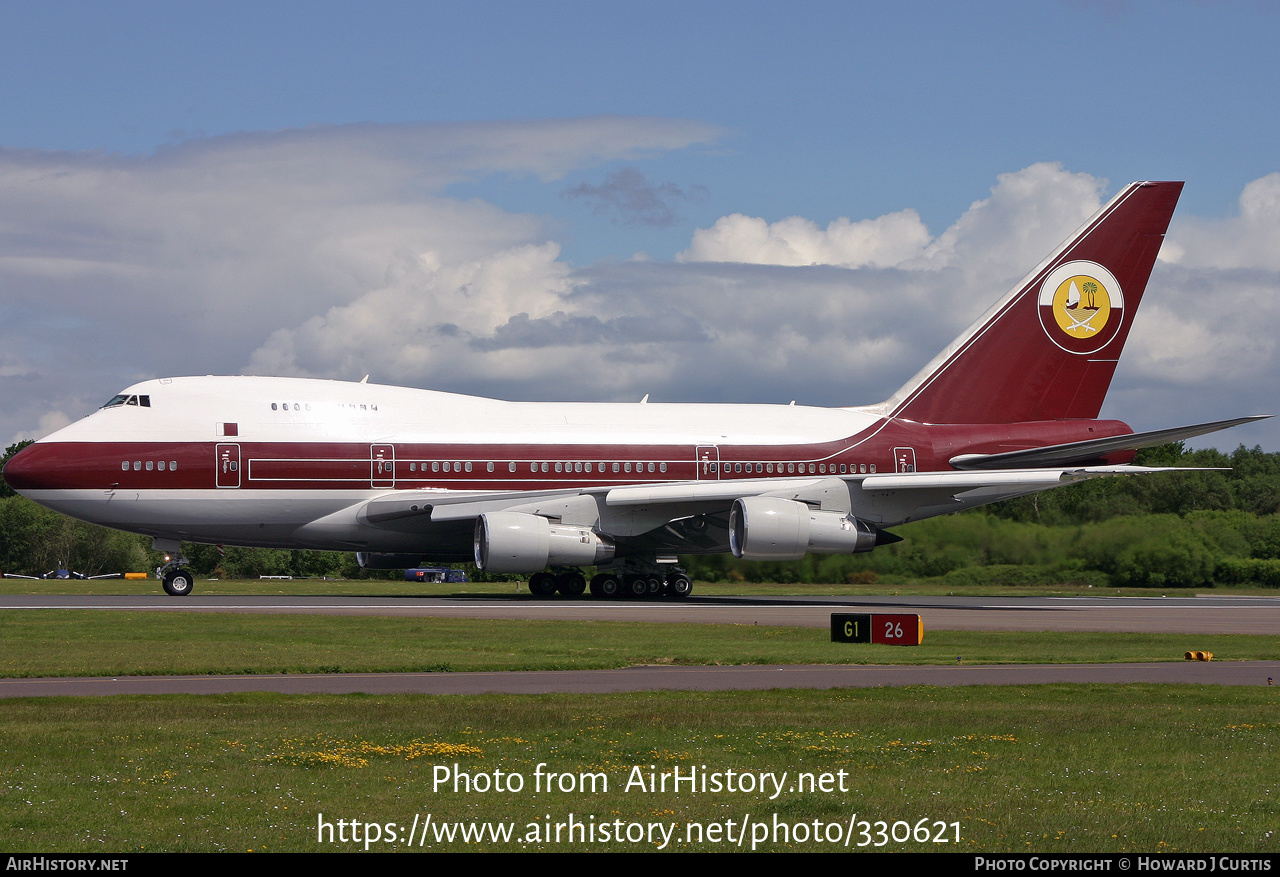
527 563 693 600
528 569 586 598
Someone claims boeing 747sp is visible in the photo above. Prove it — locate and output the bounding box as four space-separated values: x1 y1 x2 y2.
4 180 1265 597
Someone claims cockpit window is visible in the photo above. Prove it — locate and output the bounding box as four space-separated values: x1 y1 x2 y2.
101 394 151 409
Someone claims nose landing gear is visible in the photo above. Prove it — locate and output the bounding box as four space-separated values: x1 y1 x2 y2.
156 552 195 597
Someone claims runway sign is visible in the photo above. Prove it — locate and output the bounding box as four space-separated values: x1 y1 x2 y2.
830 613 923 645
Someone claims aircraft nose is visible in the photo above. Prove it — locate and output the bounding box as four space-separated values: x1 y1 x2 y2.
3 442 50 492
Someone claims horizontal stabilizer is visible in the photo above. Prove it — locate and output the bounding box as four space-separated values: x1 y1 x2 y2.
948 416 1271 470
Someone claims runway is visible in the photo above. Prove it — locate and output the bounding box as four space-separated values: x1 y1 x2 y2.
2 592 1278 633
3 592 1276 697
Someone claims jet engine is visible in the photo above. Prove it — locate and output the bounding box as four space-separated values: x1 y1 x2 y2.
474 512 616 573
728 496 878 561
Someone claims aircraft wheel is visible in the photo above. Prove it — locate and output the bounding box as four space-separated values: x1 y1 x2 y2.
666 574 693 600
528 572 556 598
591 574 621 599
646 576 664 598
557 572 586 597
625 574 648 599
162 569 194 597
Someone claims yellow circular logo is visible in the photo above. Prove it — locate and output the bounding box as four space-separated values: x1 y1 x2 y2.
1037 260 1124 354
1050 274 1112 338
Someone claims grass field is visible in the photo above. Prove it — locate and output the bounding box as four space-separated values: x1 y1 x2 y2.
3 687 1276 853
0 612 1276 676
1 580 1276 854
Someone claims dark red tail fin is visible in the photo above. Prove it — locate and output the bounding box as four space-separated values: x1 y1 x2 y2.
880 181 1183 424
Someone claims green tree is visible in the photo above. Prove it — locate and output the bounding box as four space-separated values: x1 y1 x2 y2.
0 440 33 499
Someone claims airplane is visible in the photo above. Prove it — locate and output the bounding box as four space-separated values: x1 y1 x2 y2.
2 180 1267 599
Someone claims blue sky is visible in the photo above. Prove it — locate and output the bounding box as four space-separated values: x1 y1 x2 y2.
1 1 1277 448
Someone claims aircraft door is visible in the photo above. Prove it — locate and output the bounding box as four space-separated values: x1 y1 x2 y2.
696 445 720 480
893 447 916 473
371 444 396 488
216 444 241 488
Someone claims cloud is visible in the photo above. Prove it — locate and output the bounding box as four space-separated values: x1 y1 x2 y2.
677 209 931 268
675 162 1105 276
910 162 1106 275
563 167 707 227
1159 173 1280 271
0 118 720 438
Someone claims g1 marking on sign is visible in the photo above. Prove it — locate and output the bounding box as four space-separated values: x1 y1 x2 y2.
830 613 923 646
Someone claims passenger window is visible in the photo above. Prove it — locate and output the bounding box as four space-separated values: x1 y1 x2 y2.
146 461 154 471
133 461 141 471
612 462 620 473
464 462 472 472
869 464 876 473
170 461 177 470
660 462 667 473
121 461 129 471
508 462 516 473
158 461 165 471
486 462 494 472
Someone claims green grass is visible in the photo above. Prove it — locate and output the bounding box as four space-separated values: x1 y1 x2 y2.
0 611 1276 677
1 687 1276 853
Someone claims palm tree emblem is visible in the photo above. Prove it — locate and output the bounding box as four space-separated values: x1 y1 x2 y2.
1082 281 1098 310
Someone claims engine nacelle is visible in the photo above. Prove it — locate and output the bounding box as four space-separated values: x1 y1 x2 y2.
473 512 615 573
729 496 878 560
356 552 423 569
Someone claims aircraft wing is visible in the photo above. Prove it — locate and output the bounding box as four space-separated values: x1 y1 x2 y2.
338 463 1205 547
948 416 1271 470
